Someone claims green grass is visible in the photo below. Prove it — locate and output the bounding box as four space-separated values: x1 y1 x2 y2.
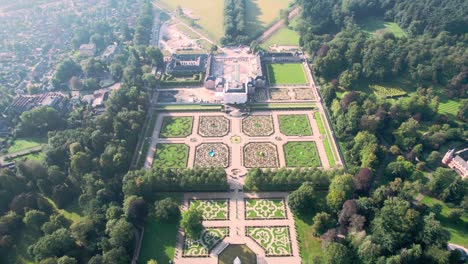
159 116 193 138
323 138 335 167
261 18 300 48
284 142 321 168
295 216 324 264
370 84 407 98
314 112 325 135
267 63 308 85
314 112 336 167
420 196 468 247
359 17 407 38
158 0 224 42
245 0 294 36
278 114 312 136
438 99 461 116
153 143 189 169
139 194 182 263
7 137 46 154
140 221 179 262
44 197 82 224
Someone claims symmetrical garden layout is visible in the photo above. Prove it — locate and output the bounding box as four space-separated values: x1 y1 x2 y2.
175 192 299 263
145 111 336 174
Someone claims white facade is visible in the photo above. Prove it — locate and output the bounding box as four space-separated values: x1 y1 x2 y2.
223 92 248 104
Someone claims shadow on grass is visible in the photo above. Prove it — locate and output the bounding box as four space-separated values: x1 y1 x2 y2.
139 219 180 264
245 0 264 35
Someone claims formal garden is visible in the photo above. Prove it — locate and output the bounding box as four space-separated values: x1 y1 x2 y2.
159 116 194 138
153 143 189 168
245 199 287 220
242 115 275 137
266 63 308 85
189 199 229 220
246 226 293 256
183 227 229 257
269 88 291 100
243 142 279 168
278 114 313 136
198 116 230 137
194 143 230 168
284 142 321 168
293 88 314 100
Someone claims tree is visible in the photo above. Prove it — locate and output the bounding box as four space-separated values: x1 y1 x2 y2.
419 213 450 247
16 107 65 137
154 198 180 223
102 247 129 264
327 174 355 211
427 168 457 199
105 218 134 248
324 243 352 264
311 212 335 236
181 206 203 239
57 256 78 264
354 168 373 193
126 197 148 224
287 182 318 215
90 34 105 51
29 228 75 261
23 210 47 231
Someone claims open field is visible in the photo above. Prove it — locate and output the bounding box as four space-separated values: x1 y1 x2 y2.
359 17 407 38
420 196 468 247
261 18 299 48
158 0 224 41
245 0 294 35
7 137 46 154
267 63 308 85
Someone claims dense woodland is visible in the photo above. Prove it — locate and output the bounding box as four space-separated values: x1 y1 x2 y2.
293 0 468 262
221 0 249 45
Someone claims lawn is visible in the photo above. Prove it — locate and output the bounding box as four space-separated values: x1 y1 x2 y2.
314 112 325 135
267 63 308 85
159 116 193 138
438 99 461 116
284 141 321 168
158 0 224 42
245 0 294 35
139 220 179 263
323 138 335 167
278 114 312 136
44 197 82 224
245 198 286 219
420 196 468 247
359 16 407 38
139 194 182 264
261 18 300 48
295 216 324 263
153 143 189 168
7 137 46 154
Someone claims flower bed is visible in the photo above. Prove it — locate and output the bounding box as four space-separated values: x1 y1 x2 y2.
242 115 274 137
243 142 279 168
